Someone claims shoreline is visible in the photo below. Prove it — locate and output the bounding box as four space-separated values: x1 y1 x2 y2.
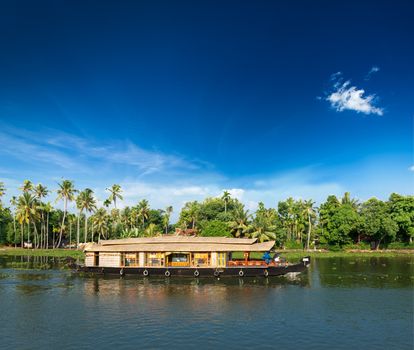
0 247 412 260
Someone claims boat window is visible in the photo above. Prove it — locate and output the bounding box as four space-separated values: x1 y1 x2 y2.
193 253 210 267
124 253 139 267
147 252 165 267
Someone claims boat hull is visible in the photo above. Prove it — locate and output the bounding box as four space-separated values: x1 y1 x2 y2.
74 257 310 278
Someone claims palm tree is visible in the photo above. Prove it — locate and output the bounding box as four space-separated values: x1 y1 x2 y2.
144 223 158 237
43 202 53 249
33 184 49 248
302 199 316 250
163 206 173 234
20 180 33 193
341 192 359 209
0 182 5 244
17 192 36 247
221 190 231 213
229 207 251 238
77 188 97 243
106 184 123 209
188 201 200 230
0 182 5 202
56 180 76 248
137 199 150 230
10 196 17 248
92 208 108 243
248 219 277 243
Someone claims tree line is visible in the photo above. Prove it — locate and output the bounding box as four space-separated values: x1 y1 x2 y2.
0 180 412 250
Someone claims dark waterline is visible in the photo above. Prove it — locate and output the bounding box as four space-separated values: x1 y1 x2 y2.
0 256 413 350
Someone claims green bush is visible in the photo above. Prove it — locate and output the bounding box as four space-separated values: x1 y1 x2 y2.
199 220 232 237
386 242 414 250
283 241 303 249
343 242 371 250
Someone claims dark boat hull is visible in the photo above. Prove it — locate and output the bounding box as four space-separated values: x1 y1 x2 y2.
74 257 310 278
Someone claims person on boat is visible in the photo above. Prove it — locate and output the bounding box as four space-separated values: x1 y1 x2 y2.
262 251 271 264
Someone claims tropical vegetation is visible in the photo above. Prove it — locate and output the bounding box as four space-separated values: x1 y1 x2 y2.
0 180 413 250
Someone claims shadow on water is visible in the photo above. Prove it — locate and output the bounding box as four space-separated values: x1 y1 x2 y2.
0 255 78 270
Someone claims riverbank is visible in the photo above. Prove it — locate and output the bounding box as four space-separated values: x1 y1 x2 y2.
0 247 83 259
0 246 412 261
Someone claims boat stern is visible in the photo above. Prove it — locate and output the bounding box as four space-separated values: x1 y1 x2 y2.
301 256 311 267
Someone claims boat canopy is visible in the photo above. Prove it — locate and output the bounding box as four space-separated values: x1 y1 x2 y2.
84 236 275 253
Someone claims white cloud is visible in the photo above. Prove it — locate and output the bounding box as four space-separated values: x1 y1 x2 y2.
326 81 384 116
365 66 380 80
409 165 414 172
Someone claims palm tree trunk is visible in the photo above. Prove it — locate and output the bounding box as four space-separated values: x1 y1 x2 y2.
46 212 49 249
77 211 81 247
13 215 17 248
69 221 72 249
20 223 24 248
27 222 30 246
33 222 39 249
57 199 67 248
84 216 88 244
306 214 311 250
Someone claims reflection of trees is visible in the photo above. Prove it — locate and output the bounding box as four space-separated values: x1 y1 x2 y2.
317 257 414 288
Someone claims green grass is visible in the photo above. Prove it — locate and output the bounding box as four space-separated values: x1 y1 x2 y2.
232 250 413 262
0 247 84 259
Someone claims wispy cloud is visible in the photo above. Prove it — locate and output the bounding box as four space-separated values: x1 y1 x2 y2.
409 165 414 172
325 72 384 116
365 66 380 80
0 126 202 177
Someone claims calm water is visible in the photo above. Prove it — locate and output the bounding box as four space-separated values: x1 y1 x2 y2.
0 256 413 350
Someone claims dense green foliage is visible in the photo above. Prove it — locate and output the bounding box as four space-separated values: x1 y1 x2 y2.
0 180 412 250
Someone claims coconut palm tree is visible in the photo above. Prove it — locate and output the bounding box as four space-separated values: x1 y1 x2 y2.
77 188 97 243
92 208 108 243
137 199 150 230
163 206 173 234
43 202 53 249
221 190 231 213
144 223 158 237
187 201 200 230
302 199 316 250
0 182 5 202
17 192 36 247
56 180 76 248
20 180 33 193
106 184 123 209
229 207 251 238
248 220 277 243
33 184 49 248
10 196 17 247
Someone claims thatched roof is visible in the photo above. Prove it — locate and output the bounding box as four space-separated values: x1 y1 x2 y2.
85 240 275 253
100 236 257 246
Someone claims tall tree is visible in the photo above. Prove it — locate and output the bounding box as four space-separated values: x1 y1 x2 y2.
361 198 398 249
56 180 76 248
163 206 173 234
303 200 316 250
33 184 49 248
137 199 150 229
106 184 123 209
77 188 97 243
10 196 18 247
92 208 108 243
221 190 231 213
229 207 251 238
17 192 36 247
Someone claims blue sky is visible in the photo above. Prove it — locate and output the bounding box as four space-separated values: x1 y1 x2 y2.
0 0 413 217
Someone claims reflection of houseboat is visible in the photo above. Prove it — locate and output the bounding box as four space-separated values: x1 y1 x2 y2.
78 236 310 277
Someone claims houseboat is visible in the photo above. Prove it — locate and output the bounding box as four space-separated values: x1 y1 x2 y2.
78 236 310 278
